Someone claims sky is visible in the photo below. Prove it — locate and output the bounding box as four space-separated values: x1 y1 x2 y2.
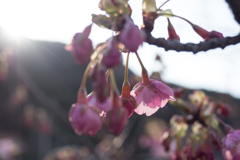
0 0 240 98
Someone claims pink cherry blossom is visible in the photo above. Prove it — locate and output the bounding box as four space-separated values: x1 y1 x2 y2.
222 130 240 160
87 92 112 113
131 80 175 116
101 38 122 68
69 103 102 136
105 92 128 135
120 17 144 52
65 25 93 65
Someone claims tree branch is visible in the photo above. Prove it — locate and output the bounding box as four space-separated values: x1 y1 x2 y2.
142 0 240 53
144 33 240 54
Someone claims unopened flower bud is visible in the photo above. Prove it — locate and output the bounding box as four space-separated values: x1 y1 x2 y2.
192 24 224 41
101 38 122 68
65 25 93 65
120 17 144 52
167 18 180 41
105 92 128 135
217 103 231 116
192 24 209 40
172 87 184 99
69 89 102 136
205 30 224 41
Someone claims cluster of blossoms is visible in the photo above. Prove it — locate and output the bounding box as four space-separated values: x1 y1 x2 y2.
65 0 240 159
143 90 239 160
67 0 176 136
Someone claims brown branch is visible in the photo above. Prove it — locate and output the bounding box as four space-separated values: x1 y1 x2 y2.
144 33 240 53
142 0 240 54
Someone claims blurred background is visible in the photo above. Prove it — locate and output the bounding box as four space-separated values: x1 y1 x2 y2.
0 0 240 159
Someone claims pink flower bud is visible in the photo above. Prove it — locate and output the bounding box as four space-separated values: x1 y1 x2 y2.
205 31 224 41
120 17 144 52
92 66 110 102
105 92 128 135
192 25 209 40
65 25 93 65
222 130 240 160
101 38 122 68
87 92 112 113
192 25 224 41
217 103 231 116
131 78 175 116
69 103 102 136
172 87 185 99
167 18 180 41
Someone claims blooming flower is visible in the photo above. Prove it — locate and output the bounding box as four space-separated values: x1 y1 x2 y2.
120 17 144 52
222 130 240 160
131 79 175 116
65 25 93 65
69 89 102 136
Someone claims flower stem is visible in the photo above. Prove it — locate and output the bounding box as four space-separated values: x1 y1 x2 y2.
135 51 150 84
158 13 194 26
79 60 95 91
122 52 130 97
135 51 146 71
124 52 130 83
109 69 119 94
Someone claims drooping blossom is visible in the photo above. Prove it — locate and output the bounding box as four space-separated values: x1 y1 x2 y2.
222 130 240 160
105 92 128 135
65 25 93 65
69 89 102 136
120 17 144 52
192 24 224 41
87 92 112 114
167 18 180 41
131 73 175 116
101 38 122 68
